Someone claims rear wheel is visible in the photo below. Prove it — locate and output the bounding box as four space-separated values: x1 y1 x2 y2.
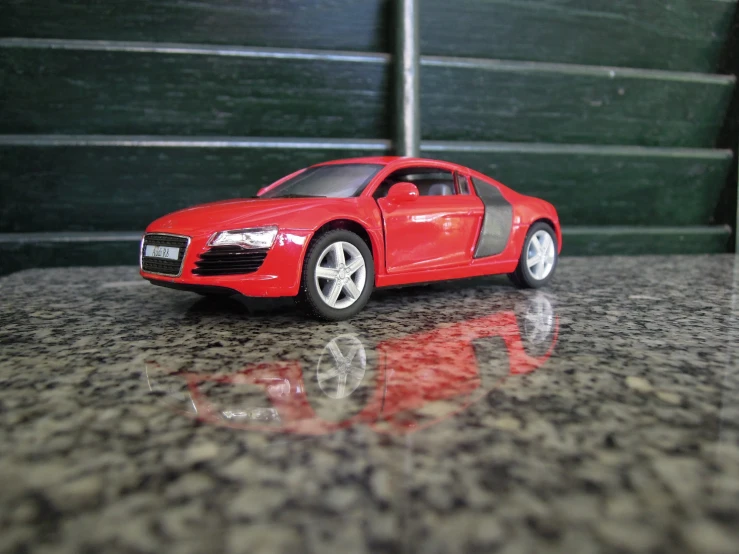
298 229 375 321
509 222 558 288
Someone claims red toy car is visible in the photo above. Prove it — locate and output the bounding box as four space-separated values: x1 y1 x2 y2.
140 157 561 320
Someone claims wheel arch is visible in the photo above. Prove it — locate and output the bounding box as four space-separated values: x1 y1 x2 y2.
511 217 561 267
312 218 372 247
529 217 561 252
306 219 381 268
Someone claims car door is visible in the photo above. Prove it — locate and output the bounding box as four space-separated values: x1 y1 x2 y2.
376 167 484 273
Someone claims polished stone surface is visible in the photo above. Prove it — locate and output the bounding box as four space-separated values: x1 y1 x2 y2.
1 255 738 554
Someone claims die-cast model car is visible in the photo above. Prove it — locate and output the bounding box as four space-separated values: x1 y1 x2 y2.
140 157 560 320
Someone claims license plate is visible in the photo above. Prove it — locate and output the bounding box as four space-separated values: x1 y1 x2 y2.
144 245 180 260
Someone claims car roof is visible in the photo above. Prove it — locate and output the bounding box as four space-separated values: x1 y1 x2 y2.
313 156 462 168
308 156 516 197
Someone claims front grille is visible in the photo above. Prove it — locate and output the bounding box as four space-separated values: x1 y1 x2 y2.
141 234 189 276
192 246 268 276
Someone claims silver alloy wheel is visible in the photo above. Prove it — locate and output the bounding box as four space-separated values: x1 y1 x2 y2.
316 334 367 399
526 230 555 280
314 241 367 310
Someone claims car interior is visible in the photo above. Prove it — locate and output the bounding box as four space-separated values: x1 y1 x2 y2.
373 168 457 199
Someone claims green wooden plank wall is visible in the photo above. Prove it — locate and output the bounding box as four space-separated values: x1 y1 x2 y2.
0 0 737 275
0 46 391 138
0 140 731 232
3 0 734 72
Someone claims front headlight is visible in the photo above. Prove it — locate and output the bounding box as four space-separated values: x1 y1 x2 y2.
208 226 278 249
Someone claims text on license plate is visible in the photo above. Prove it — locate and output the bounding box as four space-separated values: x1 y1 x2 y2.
144 245 180 260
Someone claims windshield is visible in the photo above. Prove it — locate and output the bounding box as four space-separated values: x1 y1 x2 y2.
260 164 383 199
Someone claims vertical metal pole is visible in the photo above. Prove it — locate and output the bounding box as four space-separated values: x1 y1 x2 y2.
396 0 420 157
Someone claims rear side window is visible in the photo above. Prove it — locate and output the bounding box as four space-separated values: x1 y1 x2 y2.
471 177 504 199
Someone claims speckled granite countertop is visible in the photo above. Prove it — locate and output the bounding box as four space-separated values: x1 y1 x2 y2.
1 255 738 554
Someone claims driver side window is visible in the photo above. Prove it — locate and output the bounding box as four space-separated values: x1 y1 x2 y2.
373 167 456 199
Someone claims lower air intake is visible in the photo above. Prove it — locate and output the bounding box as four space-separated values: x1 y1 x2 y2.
192 246 268 276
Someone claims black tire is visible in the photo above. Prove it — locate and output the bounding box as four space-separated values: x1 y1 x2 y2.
298 229 375 321
509 222 558 289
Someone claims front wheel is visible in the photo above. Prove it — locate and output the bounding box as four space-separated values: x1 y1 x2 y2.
509 222 558 288
298 229 375 321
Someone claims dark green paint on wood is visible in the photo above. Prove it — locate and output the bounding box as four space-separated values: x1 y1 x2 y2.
0 239 139 276
5 0 736 74
0 48 391 138
0 145 384 233
422 0 737 73
562 226 731 255
3 0 391 53
421 62 735 147
0 143 732 233
424 147 733 226
2 46 732 148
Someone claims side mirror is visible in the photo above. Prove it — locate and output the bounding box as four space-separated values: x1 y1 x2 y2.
386 182 419 203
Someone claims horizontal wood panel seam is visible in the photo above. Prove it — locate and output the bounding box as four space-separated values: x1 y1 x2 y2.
0 38 390 63
0 135 393 150
2 38 734 84
423 56 736 85
0 232 143 243
1 227 730 244
0 135 731 159
423 141 733 159
563 226 731 236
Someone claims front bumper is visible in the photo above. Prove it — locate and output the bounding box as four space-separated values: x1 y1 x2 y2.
140 229 311 298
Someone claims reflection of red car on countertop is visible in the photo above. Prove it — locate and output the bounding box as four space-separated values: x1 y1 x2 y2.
140 157 561 320
145 295 559 435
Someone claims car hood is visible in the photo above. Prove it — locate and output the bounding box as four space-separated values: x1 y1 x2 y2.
147 198 336 234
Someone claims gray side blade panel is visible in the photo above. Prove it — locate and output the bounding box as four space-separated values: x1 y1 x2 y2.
472 177 513 258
